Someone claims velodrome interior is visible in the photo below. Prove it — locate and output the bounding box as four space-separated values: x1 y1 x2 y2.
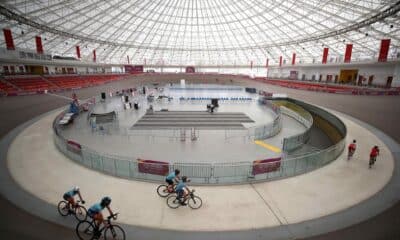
1 1 400 240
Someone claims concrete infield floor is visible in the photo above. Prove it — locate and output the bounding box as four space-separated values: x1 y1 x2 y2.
3 104 395 237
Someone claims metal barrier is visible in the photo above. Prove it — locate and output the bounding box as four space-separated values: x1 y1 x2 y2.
281 105 313 152
53 97 346 185
224 99 282 140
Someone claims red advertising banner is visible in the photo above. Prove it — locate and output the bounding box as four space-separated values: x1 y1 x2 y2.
266 58 269 68
137 159 169 176
344 44 352 63
67 140 82 155
378 39 391 62
93 49 96 62
76 46 81 58
279 56 282 67
252 157 281 175
124 65 144 74
322 48 329 64
292 53 296 65
186 66 195 73
35 36 43 54
3 29 15 50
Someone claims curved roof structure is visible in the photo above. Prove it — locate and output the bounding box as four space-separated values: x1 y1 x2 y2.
0 0 399 65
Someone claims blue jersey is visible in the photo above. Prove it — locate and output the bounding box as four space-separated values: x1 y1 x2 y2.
65 189 78 197
176 181 186 191
166 172 176 181
88 203 104 214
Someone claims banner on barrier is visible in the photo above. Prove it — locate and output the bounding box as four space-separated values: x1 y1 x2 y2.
67 140 82 155
124 65 144 73
252 157 281 175
137 159 169 176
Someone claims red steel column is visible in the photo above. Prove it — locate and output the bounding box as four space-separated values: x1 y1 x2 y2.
292 53 296 65
93 49 96 62
3 29 15 50
378 39 391 62
279 56 282 67
76 46 81 59
35 36 43 54
127 55 130 64
322 48 329 64
344 44 353 63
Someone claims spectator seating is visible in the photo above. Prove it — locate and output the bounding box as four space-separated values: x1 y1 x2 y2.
1 74 126 95
0 81 19 94
6 77 59 92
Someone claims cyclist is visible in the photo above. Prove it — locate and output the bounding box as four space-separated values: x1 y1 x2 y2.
347 139 357 160
369 146 380 168
176 176 190 205
166 169 180 192
88 196 115 230
63 186 85 213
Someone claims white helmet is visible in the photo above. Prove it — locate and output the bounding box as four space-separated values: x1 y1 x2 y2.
73 186 80 191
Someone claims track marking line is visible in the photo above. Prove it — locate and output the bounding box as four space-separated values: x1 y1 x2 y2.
254 140 282 153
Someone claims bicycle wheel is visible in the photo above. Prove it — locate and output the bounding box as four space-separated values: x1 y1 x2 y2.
157 184 170 197
104 225 126 240
166 195 180 209
76 220 95 240
75 205 88 221
188 196 202 209
57 201 69 216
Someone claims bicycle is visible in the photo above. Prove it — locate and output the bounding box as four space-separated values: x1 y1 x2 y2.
166 189 202 209
157 183 177 197
347 149 355 160
76 213 125 240
58 200 87 221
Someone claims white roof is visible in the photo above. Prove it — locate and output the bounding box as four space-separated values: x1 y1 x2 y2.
0 0 399 65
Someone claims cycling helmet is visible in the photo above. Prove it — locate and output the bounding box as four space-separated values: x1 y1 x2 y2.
174 169 180 175
100 196 112 207
73 186 80 191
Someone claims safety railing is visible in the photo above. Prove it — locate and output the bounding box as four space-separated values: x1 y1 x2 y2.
280 104 313 152
53 97 346 185
224 98 282 140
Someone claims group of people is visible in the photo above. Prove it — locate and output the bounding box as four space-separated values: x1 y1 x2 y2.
63 187 115 233
63 169 189 229
165 169 191 205
347 140 380 168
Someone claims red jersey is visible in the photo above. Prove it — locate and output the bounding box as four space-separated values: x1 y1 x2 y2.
370 147 379 157
348 143 356 151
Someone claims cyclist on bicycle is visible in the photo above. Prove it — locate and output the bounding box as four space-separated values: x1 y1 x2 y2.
348 139 357 160
176 176 190 205
63 186 85 212
166 169 180 192
88 196 115 230
369 146 380 168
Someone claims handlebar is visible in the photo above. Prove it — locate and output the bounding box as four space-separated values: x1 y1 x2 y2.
107 213 119 220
